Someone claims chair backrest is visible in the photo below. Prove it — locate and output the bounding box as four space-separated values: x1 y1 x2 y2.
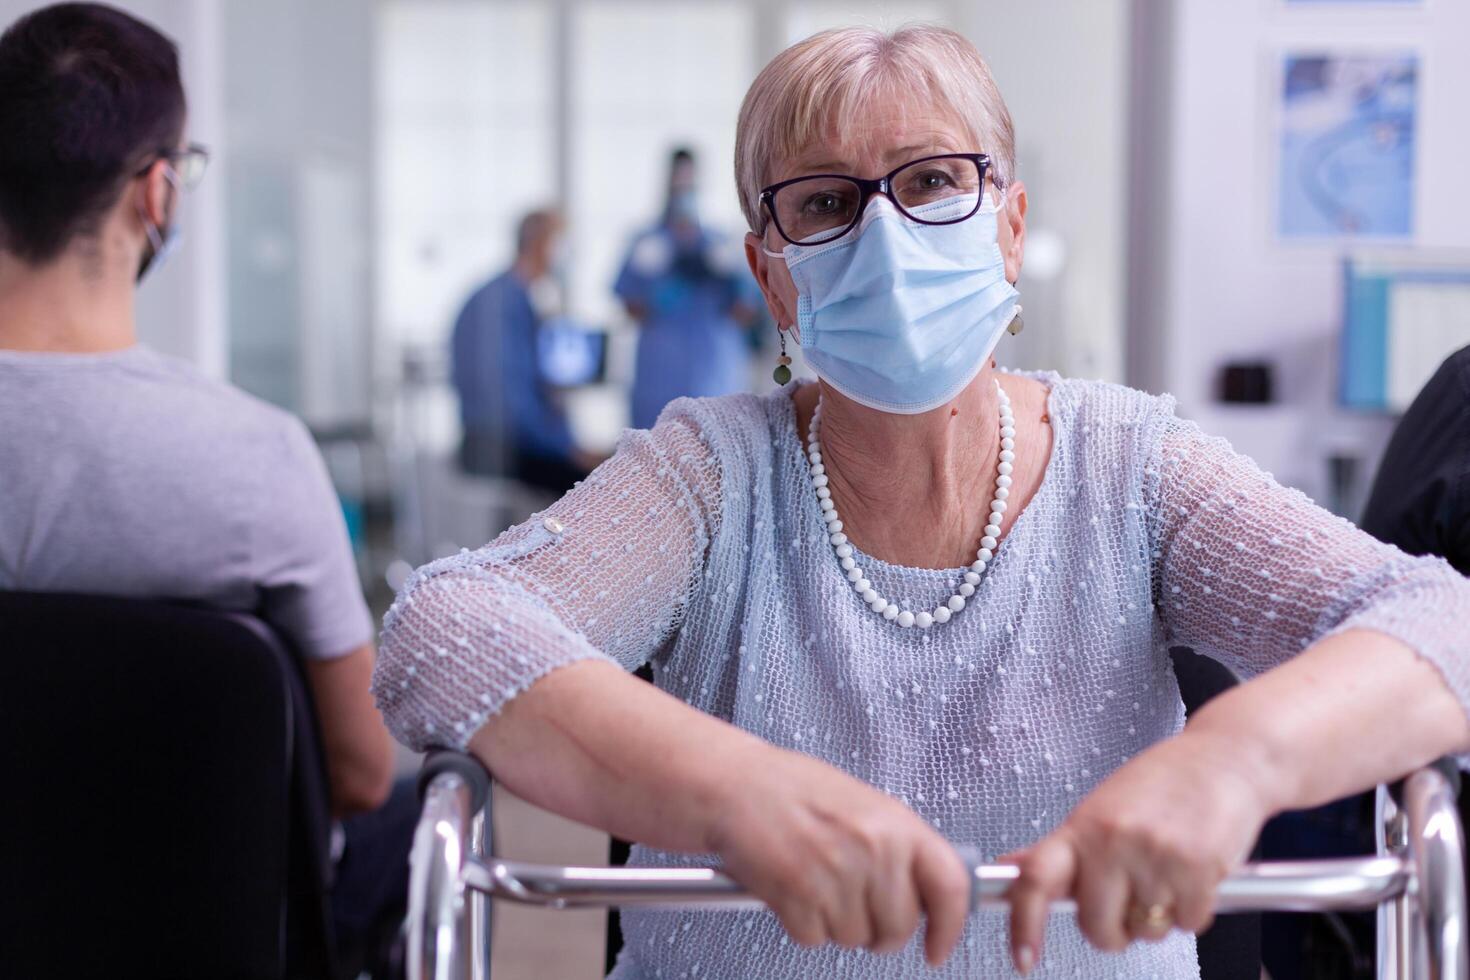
0 591 335 980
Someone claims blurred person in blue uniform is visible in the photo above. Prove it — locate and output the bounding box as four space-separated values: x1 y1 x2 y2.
451 209 599 495
615 147 762 430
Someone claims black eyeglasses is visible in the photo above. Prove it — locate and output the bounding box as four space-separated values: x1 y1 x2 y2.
759 152 992 247
135 142 211 190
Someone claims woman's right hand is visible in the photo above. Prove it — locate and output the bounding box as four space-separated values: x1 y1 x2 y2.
464 662 969 961
705 744 972 965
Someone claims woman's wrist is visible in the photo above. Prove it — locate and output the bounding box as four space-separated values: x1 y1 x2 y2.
691 731 790 854
1181 710 1294 819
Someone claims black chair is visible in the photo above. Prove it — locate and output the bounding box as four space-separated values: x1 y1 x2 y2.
0 591 339 980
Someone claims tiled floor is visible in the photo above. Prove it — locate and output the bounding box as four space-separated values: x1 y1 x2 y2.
395 741 608 978
488 784 610 979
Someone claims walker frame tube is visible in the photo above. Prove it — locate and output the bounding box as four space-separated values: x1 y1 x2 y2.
408 757 1466 980
407 771 484 980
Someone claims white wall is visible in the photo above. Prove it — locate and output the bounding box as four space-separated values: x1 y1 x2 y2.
1 0 1135 409
1145 0 1470 505
223 0 375 425
0 0 227 377
970 0 1130 383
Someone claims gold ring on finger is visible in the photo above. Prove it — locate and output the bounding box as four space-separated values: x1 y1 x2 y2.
1128 902 1173 936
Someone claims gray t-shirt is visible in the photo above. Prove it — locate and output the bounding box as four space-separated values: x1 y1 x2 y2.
0 345 372 660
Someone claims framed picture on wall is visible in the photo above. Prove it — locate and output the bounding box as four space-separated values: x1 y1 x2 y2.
1275 50 1419 241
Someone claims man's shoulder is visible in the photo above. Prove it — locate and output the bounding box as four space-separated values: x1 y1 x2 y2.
1395 345 1470 436
106 353 340 545
457 270 525 319
470 269 520 301
0 345 302 444
1435 344 1470 400
125 347 308 445
0 346 341 606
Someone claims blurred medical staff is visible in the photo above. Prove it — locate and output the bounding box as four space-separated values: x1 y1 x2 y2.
615 147 762 430
451 209 599 495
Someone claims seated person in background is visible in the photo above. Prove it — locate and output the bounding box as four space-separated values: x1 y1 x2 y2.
1360 343 1470 955
0 5 407 973
451 208 599 495
1361 344 1470 573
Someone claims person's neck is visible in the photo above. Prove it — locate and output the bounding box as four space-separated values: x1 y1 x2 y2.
0 244 137 353
511 257 544 284
809 366 1004 568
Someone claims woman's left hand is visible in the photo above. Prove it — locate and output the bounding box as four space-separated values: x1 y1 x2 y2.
1002 729 1278 974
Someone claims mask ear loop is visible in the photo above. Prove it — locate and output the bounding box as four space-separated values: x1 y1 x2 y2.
760 222 786 260
138 164 181 252
989 180 1023 334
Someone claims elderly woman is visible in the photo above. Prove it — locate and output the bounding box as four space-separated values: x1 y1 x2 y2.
375 25 1470 979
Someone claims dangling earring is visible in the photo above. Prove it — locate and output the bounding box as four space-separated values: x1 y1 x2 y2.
1006 304 1025 336
772 328 793 385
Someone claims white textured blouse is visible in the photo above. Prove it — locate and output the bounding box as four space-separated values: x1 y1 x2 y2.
374 374 1470 979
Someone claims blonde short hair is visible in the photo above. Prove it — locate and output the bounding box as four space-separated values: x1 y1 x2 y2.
734 24 1016 233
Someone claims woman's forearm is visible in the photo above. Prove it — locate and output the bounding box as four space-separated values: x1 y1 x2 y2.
1188 628 1470 814
467 659 774 853
472 660 975 966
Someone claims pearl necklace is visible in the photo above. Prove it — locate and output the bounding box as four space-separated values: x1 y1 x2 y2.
807 380 1015 628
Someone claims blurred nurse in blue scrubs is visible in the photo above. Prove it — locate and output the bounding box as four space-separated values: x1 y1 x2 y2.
614 147 762 430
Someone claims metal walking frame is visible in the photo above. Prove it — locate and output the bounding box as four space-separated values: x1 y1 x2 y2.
406 750 1467 980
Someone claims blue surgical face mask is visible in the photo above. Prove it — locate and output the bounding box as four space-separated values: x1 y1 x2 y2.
137 220 181 282
668 188 699 225
136 167 183 283
764 191 1020 414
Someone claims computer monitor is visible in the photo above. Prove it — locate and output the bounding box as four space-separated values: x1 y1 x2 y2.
1341 252 1470 412
537 317 607 388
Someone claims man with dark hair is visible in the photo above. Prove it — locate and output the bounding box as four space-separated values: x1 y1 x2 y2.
0 5 406 974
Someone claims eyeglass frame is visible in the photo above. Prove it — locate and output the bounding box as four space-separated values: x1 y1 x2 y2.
134 142 211 189
758 152 994 247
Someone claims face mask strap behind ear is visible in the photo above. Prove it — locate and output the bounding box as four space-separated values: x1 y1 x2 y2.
139 165 181 241
143 215 166 254
136 166 183 283
758 219 787 260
